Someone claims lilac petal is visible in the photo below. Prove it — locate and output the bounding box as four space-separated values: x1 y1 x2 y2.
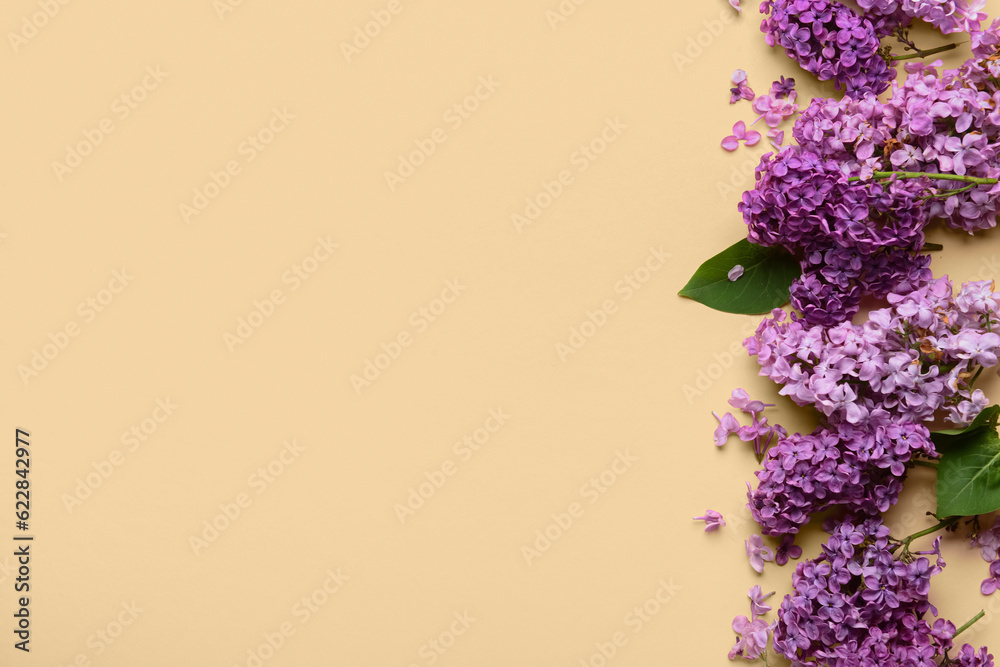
729 0 741 12
732 120 747 139
728 264 745 281
744 130 761 146
721 135 739 151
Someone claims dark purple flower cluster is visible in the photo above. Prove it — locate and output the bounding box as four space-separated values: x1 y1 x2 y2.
747 420 933 535
772 514 993 666
741 145 931 325
760 0 896 96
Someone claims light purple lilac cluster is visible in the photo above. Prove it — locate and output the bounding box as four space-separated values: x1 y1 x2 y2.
760 0 896 96
973 517 1000 594
748 277 1000 427
770 514 994 666
856 0 987 35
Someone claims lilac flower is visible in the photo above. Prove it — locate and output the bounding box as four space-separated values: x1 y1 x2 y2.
747 278 1000 435
748 585 775 618
972 17 1000 58
914 536 946 569
729 615 773 660
767 129 783 149
881 59 1000 233
728 264 744 281
774 534 802 565
772 514 973 664
746 534 774 573
956 331 1000 367
730 69 754 103
740 144 934 325
954 643 996 666
973 516 1000 562
729 388 766 414
693 510 726 532
769 76 796 100
722 120 761 151
982 560 1000 595
760 0 895 96
751 94 798 128
746 419 936 535
718 392 783 460
713 411 741 446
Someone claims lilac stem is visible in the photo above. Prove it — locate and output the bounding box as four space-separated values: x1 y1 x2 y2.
890 43 958 60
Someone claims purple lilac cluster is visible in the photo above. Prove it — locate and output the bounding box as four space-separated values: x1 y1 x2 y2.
760 0 896 96
738 277 1000 535
739 26 1000 327
740 145 931 325
881 58 1000 232
747 419 933 535
746 277 1000 428
710 5 1000 663
784 54 1000 236
771 514 994 666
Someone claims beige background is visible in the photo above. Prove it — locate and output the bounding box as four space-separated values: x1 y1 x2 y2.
3 0 1000 664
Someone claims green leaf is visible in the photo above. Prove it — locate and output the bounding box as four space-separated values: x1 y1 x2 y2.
678 238 799 315
932 405 1000 446
936 405 1000 517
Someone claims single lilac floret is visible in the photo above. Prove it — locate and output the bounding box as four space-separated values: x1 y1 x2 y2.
693 510 726 532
